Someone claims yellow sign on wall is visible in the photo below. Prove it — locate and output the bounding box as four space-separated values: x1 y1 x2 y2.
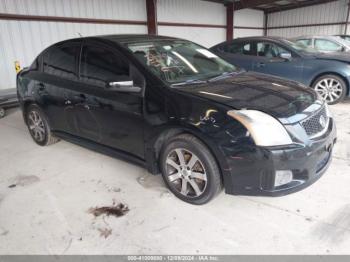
14 61 21 73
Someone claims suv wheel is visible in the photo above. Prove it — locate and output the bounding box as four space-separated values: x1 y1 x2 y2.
26 105 60 146
160 134 222 205
312 74 347 104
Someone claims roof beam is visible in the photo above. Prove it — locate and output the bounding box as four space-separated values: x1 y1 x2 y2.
235 0 278 10
266 0 337 13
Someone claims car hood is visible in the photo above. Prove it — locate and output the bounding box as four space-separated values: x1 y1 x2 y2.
175 72 318 123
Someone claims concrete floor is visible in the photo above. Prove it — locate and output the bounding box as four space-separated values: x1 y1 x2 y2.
0 102 349 255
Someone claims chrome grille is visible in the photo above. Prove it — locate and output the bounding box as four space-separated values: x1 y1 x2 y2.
301 106 328 138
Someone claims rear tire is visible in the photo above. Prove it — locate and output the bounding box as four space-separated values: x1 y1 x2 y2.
0 107 5 118
159 134 222 205
312 74 347 105
26 104 60 146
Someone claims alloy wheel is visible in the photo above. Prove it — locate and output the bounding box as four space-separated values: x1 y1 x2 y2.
28 110 46 142
165 148 207 197
314 78 343 103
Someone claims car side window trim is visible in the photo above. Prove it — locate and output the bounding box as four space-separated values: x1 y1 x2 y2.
78 40 146 93
42 40 81 80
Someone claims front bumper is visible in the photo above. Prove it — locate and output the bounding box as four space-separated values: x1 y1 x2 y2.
222 118 337 196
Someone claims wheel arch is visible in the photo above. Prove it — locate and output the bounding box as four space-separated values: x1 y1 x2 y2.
145 126 229 189
22 100 36 124
310 72 350 96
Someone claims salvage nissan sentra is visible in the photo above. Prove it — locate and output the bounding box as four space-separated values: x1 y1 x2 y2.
17 35 337 204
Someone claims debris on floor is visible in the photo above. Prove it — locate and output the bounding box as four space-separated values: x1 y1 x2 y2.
88 202 129 218
98 228 112 239
0 229 9 236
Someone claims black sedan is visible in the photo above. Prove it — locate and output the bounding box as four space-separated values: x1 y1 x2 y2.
17 35 336 204
210 36 350 104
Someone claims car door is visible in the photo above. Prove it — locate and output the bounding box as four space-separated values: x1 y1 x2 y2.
66 40 145 158
214 41 255 70
251 41 304 83
39 40 81 132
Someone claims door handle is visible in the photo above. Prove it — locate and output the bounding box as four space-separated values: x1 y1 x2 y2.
256 62 265 68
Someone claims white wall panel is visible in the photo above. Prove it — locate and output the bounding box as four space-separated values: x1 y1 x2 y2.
157 0 226 47
0 0 147 20
0 0 147 89
233 9 264 38
158 0 226 25
267 0 348 37
268 25 345 38
158 6 264 46
234 9 264 39
234 9 264 28
0 0 265 89
234 28 264 38
158 26 226 47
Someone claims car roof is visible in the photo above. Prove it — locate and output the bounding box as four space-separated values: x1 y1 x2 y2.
99 34 179 42
231 36 284 42
94 34 184 45
54 34 185 47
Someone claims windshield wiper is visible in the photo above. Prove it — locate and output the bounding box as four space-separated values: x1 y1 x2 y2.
208 71 242 82
171 79 207 87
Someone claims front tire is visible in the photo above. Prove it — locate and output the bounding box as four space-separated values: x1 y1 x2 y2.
159 134 222 205
26 105 59 146
312 74 347 105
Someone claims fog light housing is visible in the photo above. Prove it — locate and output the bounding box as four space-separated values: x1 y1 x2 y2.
274 170 293 187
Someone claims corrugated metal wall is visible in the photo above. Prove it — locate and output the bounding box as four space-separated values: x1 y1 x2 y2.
0 0 264 89
158 1 264 47
0 0 147 90
267 0 348 37
158 0 226 48
234 9 264 38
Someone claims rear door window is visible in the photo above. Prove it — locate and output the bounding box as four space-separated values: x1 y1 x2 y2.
80 44 130 88
43 42 80 79
224 42 254 55
256 42 289 58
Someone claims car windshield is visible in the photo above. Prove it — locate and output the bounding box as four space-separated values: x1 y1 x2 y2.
283 39 319 53
126 40 236 85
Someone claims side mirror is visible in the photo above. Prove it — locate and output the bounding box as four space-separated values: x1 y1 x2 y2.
107 76 141 93
279 52 292 61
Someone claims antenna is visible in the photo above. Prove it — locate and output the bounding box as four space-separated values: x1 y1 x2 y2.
77 32 83 37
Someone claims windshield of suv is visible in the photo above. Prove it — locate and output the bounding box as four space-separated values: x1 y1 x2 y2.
126 40 237 84
282 39 319 53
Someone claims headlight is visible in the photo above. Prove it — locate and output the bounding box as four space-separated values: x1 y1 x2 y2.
227 110 293 146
